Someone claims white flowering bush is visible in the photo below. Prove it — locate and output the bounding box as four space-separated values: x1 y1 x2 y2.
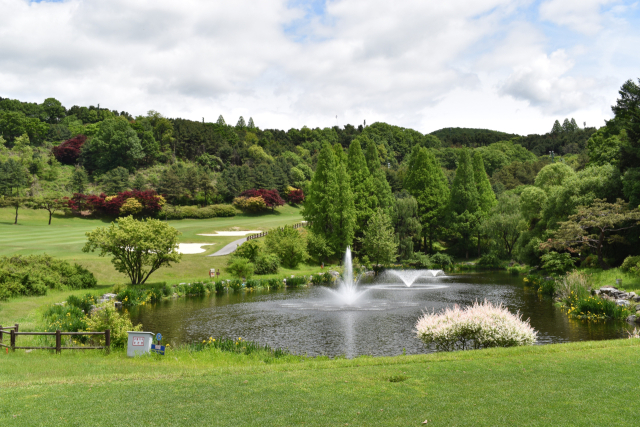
415 300 537 351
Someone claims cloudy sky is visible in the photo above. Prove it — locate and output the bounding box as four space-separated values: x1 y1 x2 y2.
1 0 639 135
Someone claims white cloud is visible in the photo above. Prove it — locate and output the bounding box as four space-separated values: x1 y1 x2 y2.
0 0 634 134
539 0 617 35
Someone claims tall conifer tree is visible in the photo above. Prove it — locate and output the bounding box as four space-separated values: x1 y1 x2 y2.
449 148 480 258
473 151 496 214
347 139 378 239
403 146 450 252
364 139 395 219
333 145 356 253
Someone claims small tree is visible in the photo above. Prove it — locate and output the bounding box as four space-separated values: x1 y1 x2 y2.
265 225 307 268
30 196 67 225
543 199 640 269
82 216 182 285
226 257 254 279
359 209 398 266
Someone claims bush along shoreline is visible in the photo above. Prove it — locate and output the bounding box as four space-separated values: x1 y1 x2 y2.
523 270 639 323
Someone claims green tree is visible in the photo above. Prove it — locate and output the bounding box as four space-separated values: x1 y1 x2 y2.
306 232 335 264
473 151 496 214
544 199 640 269
534 162 575 190
449 149 480 258
551 120 563 134
226 257 254 279
236 116 246 129
247 117 256 129
216 115 226 126
264 225 307 268
30 195 67 225
360 209 398 266
41 98 66 124
482 193 526 258
70 166 88 194
347 139 378 238
365 139 395 219
303 143 354 255
519 186 547 228
393 194 422 260
100 167 130 195
403 146 449 252
0 158 29 197
81 117 144 173
82 216 182 285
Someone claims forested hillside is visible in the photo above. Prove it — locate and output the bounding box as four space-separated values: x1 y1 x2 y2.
2 78 640 271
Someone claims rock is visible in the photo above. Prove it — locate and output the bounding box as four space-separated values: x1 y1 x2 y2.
594 290 601 296
114 301 122 309
626 315 637 323
599 287 618 295
629 292 637 298
54 302 66 306
328 270 340 278
616 299 630 307
633 296 640 302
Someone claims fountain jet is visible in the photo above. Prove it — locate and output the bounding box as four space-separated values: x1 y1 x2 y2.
323 247 367 305
385 269 446 287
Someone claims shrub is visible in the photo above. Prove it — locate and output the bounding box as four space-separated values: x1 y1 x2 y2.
66 293 97 315
160 204 237 220
310 273 334 285
85 303 142 348
188 282 206 295
214 281 226 294
245 279 260 289
620 255 640 273
265 225 308 268
234 240 263 262
191 337 289 358
69 190 165 217
267 278 283 289
254 253 280 275
228 279 242 292
415 300 537 351
233 196 267 212
226 258 254 279
430 253 453 269
541 251 575 275
0 255 96 300
239 189 285 210
564 293 630 320
43 304 89 333
285 277 306 288
477 253 502 269
286 188 305 204
306 232 335 264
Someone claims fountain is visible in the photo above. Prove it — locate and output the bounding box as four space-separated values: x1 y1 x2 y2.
322 247 367 305
385 269 446 287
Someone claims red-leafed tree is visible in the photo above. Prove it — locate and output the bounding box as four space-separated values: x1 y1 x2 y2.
239 189 285 211
287 188 305 205
52 135 87 165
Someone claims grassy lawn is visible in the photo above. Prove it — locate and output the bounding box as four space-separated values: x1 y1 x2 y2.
0 205 306 285
579 267 640 293
1 339 639 426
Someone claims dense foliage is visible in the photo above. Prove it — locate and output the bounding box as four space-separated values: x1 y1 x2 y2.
0 255 96 300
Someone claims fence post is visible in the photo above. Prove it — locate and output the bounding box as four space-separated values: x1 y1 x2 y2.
0 325 3 343
56 330 61 354
15 323 19 332
105 329 111 354
10 329 15 352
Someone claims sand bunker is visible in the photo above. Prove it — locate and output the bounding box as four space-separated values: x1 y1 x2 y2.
177 243 215 254
197 230 261 237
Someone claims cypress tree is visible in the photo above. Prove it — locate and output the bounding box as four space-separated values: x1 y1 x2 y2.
473 151 496 214
303 143 355 255
333 145 356 253
449 148 480 258
403 146 449 252
216 115 226 126
347 138 378 239
450 149 479 215
365 139 395 219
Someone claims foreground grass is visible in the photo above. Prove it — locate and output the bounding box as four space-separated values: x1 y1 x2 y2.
1 339 639 426
0 205 304 284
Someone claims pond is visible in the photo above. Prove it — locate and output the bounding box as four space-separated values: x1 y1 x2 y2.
130 272 635 357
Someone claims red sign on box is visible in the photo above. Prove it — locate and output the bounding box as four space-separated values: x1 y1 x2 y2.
132 337 145 346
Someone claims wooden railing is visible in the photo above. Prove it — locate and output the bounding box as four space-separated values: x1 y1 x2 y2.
0 324 110 354
246 222 309 241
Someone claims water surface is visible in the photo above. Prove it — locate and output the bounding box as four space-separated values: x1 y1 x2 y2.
130 272 634 357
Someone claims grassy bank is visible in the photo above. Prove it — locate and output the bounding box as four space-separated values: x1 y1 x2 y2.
1 339 639 426
0 205 305 285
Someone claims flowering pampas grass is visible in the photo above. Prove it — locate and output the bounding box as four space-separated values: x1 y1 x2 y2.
415 300 537 351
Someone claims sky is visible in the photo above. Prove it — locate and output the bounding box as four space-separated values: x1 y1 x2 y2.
1 0 639 135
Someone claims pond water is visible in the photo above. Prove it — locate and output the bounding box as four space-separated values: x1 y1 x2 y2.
130 272 635 357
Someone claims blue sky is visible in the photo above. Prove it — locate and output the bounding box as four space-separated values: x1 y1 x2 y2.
4 0 640 134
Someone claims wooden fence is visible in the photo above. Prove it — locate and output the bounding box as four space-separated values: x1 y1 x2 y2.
0 324 110 354
246 222 309 241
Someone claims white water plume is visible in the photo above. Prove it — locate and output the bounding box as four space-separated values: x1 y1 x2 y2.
385 269 446 287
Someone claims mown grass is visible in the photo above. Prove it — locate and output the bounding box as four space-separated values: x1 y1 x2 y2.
1 339 639 426
0 205 307 285
580 267 640 293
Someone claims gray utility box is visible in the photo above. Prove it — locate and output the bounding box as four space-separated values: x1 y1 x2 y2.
127 331 154 357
